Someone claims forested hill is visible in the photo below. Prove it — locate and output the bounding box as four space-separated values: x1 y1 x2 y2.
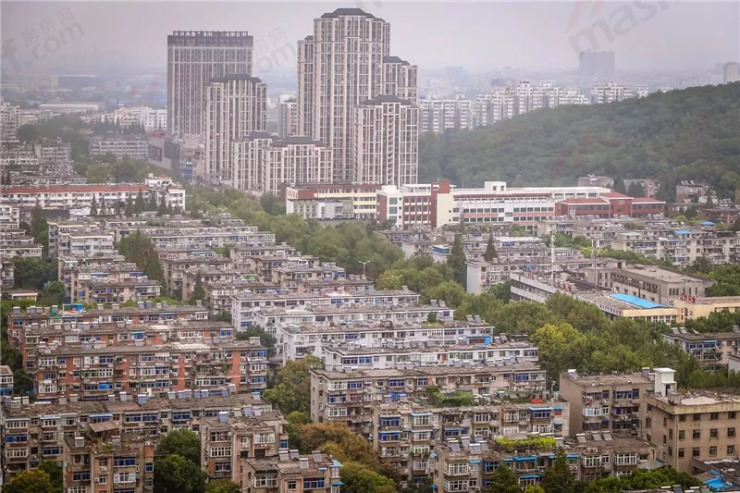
419 82 740 201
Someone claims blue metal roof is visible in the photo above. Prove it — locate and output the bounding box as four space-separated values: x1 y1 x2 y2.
610 293 667 309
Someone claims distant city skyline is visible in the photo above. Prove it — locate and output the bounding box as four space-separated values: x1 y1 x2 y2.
1 2 738 78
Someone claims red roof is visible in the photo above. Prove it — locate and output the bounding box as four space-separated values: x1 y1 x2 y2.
4 185 148 194
558 198 608 204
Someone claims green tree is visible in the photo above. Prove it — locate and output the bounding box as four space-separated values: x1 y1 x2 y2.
13 258 57 290
125 195 134 217
447 234 467 286
38 281 65 306
31 204 49 255
37 461 63 493
263 356 323 414
296 423 380 468
285 410 312 448
135 189 145 214
236 326 277 357
483 234 498 261
213 312 232 323
531 323 588 382
491 281 511 303
423 280 467 308
117 231 166 287
16 124 40 143
4 469 54 493
191 271 206 303
541 449 574 493
204 480 241 493
627 181 645 198
157 199 168 216
90 196 98 216
486 464 520 493
148 192 158 211
613 179 627 194
156 429 201 466
340 462 396 493
153 454 205 493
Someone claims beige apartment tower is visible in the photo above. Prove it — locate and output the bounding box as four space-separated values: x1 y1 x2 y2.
297 8 419 185
167 31 253 137
204 75 267 184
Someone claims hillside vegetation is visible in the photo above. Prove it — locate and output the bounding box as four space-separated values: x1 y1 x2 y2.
419 83 740 201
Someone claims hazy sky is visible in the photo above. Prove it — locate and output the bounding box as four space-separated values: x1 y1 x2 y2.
1 1 738 76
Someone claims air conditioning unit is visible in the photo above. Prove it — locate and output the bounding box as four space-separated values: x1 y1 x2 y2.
100 466 107 472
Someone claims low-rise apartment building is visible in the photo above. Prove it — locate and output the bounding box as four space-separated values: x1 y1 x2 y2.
323 339 538 371
90 137 149 160
586 265 716 305
231 289 421 330
559 369 655 437
662 330 740 369
371 399 568 483
242 450 341 493
429 433 657 491
643 388 740 473
31 339 268 402
0 392 277 482
6 302 209 336
310 363 548 432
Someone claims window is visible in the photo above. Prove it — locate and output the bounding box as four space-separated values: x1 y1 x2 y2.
303 478 325 489
693 413 702 421
678 448 684 458
728 445 736 455
692 448 700 457
730 412 737 419
693 430 701 439
710 428 718 438
710 412 719 420
678 430 685 440
72 471 91 481
728 428 735 438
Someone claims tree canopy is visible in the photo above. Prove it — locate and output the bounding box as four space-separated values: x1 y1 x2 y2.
4 469 54 493
263 355 323 414
153 454 205 493
418 83 740 201
117 230 166 288
156 429 201 466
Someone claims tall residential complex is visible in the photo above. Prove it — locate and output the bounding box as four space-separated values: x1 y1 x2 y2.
353 95 418 185
232 134 333 194
297 8 419 185
205 75 267 184
167 31 253 137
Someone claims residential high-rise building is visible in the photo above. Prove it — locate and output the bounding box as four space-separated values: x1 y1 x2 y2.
277 96 298 138
167 31 253 137
382 56 418 103
724 62 739 83
0 102 20 143
205 75 267 184
419 95 473 134
353 95 418 186
232 134 332 194
297 8 418 184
